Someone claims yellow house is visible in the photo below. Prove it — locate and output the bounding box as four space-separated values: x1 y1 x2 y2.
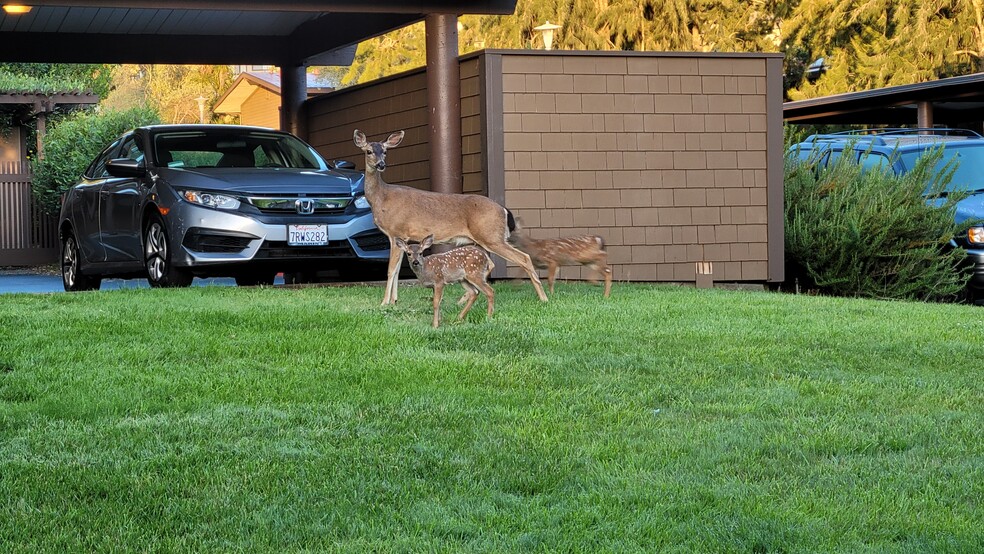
213 70 333 129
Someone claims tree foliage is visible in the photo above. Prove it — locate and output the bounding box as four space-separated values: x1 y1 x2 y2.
783 146 971 301
338 0 984 99
102 64 233 124
31 107 160 214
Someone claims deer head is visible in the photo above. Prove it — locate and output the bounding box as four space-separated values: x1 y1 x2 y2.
353 129 404 173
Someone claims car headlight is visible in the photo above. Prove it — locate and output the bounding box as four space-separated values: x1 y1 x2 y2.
181 190 241 210
969 226 984 245
354 195 371 209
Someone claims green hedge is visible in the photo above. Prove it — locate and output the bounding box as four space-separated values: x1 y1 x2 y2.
784 146 971 301
31 107 159 214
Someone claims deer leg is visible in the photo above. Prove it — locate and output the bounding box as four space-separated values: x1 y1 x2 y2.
458 281 477 305
602 263 612 298
485 242 549 302
457 284 479 322
432 283 444 328
473 279 495 317
382 239 403 305
547 262 558 294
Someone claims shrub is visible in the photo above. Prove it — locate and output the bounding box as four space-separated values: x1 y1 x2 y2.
783 146 971 301
31 107 159 214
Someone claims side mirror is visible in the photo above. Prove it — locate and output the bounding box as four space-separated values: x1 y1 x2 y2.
106 158 146 178
331 159 356 170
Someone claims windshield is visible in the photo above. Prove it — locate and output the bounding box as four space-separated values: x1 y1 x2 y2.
900 144 984 194
153 129 328 170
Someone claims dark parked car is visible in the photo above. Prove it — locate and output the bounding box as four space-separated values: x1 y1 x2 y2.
59 124 389 291
789 128 984 299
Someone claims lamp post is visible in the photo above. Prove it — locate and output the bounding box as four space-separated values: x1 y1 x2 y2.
195 95 207 124
533 21 561 50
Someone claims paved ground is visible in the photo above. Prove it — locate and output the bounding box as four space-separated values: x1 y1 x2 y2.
0 268 278 295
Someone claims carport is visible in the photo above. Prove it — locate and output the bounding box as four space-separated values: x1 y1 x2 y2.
0 0 517 195
783 72 984 131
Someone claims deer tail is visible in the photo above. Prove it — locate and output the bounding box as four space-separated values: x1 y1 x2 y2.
506 208 517 233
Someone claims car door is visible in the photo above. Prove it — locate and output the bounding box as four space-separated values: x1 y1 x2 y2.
74 138 124 264
100 134 148 264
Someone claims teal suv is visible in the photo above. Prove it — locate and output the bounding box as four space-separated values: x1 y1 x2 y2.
789 128 984 299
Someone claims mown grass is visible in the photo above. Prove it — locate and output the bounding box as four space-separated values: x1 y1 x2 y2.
0 282 981 553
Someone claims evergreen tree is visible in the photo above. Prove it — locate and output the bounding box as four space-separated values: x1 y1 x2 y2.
783 0 983 99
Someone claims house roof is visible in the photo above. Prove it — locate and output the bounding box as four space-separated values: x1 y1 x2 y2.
783 72 984 126
213 70 334 114
0 1 517 66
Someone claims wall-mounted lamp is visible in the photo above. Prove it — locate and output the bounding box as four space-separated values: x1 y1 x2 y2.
2 4 33 14
533 20 561 50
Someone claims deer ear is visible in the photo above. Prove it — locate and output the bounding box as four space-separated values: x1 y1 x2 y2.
353 130 367 148
384 131 404 148
420 234 434 250
394 237 408 251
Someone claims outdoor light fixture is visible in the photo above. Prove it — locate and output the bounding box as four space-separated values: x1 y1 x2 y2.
533 20 561 50
805 57 828 82
2 4 32 14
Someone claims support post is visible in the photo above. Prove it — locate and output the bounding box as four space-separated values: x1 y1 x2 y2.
425 13 461 195
917 101 933 133
280 64 308 139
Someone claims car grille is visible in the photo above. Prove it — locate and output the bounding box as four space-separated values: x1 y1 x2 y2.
183 229 254 253
352 229 390 251
254 240 356 259
248 196 351 215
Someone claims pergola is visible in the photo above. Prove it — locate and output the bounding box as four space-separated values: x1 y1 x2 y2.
0 0 517 194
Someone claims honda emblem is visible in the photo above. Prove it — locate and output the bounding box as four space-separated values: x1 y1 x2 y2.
295 199 315 215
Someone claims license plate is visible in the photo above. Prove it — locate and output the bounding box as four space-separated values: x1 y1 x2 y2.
288 224 328 246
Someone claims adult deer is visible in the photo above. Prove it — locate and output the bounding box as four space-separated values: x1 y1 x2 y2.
353 129 548 305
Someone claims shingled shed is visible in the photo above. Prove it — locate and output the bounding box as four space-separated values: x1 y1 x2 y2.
308 49 785 287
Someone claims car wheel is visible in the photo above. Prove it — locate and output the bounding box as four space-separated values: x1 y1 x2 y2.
144 213 193 288
61 231 101 292
234 270 277 287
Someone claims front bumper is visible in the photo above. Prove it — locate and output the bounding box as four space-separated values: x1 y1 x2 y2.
967 248 984 289
166 202 389 268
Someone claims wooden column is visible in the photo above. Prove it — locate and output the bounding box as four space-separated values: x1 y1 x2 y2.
280 64 308 139
425 13 461 195
917 101 933 132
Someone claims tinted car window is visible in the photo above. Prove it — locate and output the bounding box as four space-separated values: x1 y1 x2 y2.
119 135 145 163
900 144 984 193
153 130 328 170
859 151 891 174
85 137 124 178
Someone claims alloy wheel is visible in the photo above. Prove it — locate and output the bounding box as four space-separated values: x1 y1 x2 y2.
145 221 168 282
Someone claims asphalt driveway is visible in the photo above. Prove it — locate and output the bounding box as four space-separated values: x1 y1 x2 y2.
0 268 270 295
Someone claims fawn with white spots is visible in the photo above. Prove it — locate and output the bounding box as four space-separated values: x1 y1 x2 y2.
510 234 612 297
394 235 495 328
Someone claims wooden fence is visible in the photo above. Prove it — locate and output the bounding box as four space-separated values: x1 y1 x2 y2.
0 161 58 266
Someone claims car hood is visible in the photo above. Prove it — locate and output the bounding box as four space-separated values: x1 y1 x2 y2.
955 191 984 225
157 167 365 196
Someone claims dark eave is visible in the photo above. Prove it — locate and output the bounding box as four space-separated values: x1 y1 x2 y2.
0 1 516 65
783 72 984 125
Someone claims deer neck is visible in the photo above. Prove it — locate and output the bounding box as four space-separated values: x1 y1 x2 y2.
363 165 388 203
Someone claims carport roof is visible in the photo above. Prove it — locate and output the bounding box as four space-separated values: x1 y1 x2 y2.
0 0 516 66
783 72 984 126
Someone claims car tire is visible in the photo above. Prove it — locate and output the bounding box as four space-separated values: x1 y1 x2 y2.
234 270 277 287
61 231 101 292
144 213 193 288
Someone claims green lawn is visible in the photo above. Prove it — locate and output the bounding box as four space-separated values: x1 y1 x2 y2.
0 282 981 553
